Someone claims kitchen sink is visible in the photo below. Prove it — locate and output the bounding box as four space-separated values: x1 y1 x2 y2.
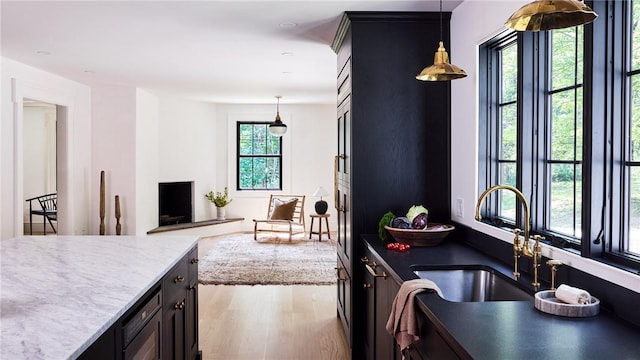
411 265 532 302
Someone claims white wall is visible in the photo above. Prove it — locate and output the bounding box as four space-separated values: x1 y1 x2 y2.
213 103 337 235
157 95 218 224
0 61 356 242
91 85 138 235
450 0 639 292
1 57 92 239
135 89 160 234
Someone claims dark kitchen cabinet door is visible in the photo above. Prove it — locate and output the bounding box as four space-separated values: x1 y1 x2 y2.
336 255 352 345
363 245 401 360
186 247 200 360
363 255 375 360
162 246 199 360
163 298 187 360
375 267 400 360
336 97 352 276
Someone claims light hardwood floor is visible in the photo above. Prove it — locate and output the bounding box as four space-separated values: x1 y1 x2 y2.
197 236 351 360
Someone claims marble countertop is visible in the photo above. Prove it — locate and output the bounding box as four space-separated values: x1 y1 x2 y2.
1 235 198 360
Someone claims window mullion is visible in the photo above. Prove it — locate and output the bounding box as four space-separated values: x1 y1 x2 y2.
518 31 540 232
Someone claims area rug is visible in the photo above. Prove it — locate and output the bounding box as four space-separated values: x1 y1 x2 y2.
198 233 337 285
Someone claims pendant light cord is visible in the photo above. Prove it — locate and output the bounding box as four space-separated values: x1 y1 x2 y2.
439 0 443 41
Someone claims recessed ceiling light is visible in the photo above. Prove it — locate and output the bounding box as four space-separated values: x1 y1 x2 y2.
279 22 298 28
282 71 292 75
83 70 95 74
36 50 51 55
281 52 294 57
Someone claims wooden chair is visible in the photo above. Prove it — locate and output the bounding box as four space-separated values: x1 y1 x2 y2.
25 193 57 235
253 195 306 242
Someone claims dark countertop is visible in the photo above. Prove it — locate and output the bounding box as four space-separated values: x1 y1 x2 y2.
363 235 640 359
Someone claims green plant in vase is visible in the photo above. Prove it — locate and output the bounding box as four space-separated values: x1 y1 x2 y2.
206 187 232 220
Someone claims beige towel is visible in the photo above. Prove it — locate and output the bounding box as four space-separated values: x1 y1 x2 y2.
386 279 443 351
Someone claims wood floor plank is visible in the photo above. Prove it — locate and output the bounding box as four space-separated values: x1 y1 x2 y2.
197 235 350 360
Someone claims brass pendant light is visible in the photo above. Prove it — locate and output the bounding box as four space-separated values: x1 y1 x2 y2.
505 0 598 31
268 95 287 137
416 0 467 81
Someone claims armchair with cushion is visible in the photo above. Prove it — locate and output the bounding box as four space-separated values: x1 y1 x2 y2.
253 195 306 242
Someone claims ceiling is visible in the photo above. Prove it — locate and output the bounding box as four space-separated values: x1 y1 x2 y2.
1 1 463 105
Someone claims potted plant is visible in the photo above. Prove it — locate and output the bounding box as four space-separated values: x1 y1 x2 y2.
205 187 232 220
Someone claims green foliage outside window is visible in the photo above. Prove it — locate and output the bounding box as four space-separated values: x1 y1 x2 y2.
483 0 640 268
238 123 282 190
499 42 518 220
627 0 640 254
547 27 583 237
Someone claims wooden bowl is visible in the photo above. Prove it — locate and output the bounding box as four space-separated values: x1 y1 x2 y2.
384 224 455 247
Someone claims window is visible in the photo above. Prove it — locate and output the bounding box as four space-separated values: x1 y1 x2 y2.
237 122 282 190
625 0 640 256
479 0 640 271
479 33 518 224
497 39 519 221
546 27 583 239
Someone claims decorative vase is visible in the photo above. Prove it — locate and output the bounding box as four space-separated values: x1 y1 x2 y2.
216 206 226 220
315 200 328 215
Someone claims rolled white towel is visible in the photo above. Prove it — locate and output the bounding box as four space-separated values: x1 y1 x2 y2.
555 284 591 305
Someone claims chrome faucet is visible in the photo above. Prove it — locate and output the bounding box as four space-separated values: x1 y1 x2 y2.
475 185 543 290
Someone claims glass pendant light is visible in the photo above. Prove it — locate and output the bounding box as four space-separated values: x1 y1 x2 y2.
268 95 287 137
505 0 597 31
416 0 467 81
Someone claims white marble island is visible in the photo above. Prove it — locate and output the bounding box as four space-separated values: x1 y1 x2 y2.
1 235 199 359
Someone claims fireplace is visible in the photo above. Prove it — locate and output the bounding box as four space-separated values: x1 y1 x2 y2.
158 181 193 226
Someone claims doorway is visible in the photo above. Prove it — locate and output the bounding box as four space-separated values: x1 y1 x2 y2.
22 99 57 235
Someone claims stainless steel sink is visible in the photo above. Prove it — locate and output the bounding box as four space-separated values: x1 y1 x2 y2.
411 265 531 302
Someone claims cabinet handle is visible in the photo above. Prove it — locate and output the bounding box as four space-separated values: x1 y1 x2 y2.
365 264 387 279
174 300 185 310
334 266 347 282
334 154 346 212
174 275 185 283
190 258 199 264
363 283 372 289
360 257 378 268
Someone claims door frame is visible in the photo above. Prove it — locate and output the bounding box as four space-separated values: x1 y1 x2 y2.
11 78 70 236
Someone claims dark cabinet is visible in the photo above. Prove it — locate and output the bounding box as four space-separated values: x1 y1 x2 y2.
186 248 200 360
163 299 187 360
336 255 352 342
79 245 199 360
362 244 401 360
336 74 353 345
362 243 461 360
331 11 452 358
409 312 461 360
163 247 200 360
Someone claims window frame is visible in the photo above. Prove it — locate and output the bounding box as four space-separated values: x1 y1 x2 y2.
478 31 520 228
478 0 640 273
236 121 283 191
